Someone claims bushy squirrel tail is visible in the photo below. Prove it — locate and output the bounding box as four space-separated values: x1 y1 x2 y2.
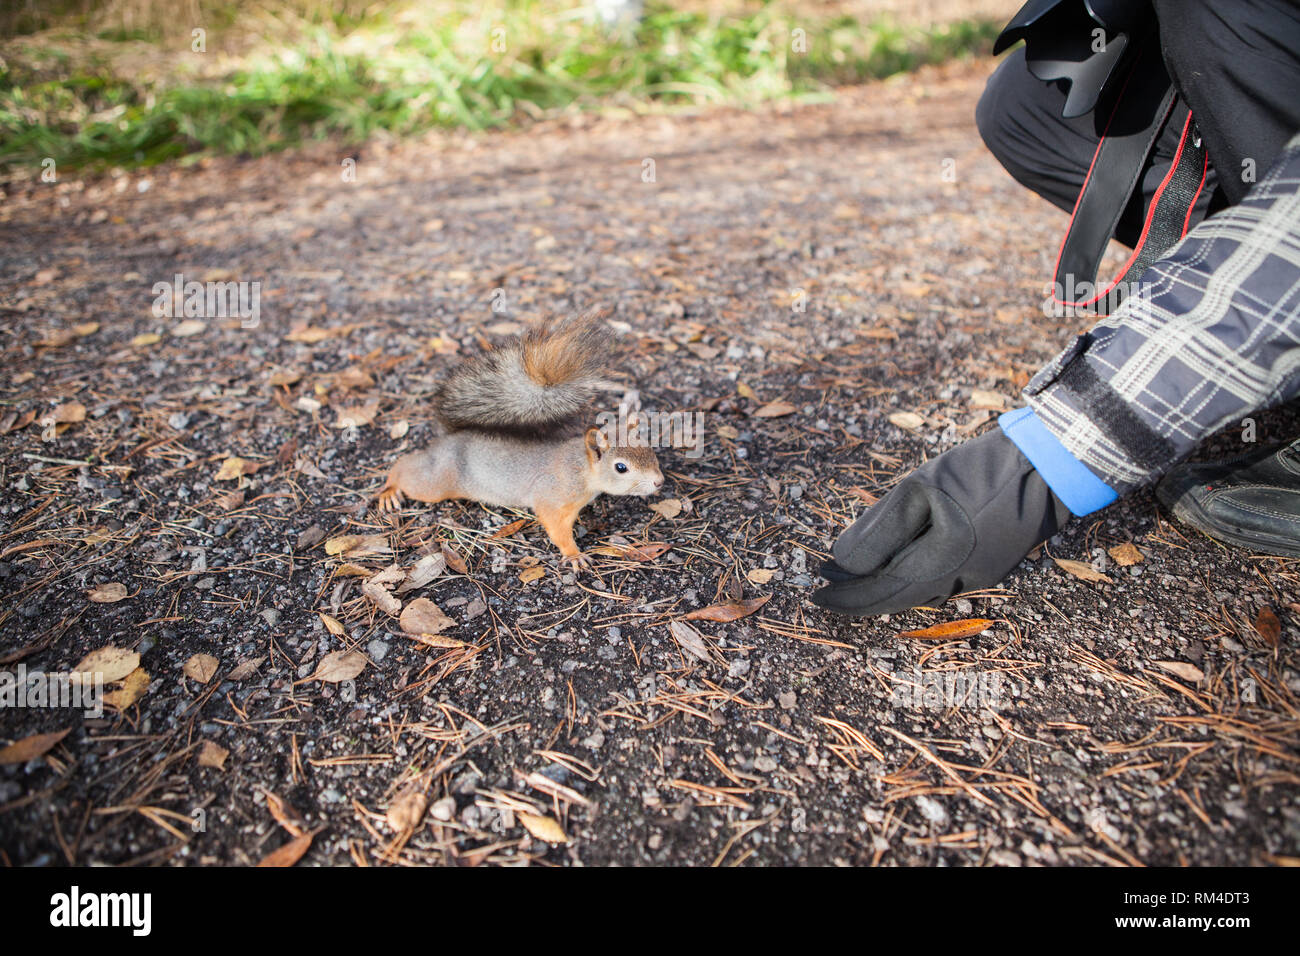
435 308 615 438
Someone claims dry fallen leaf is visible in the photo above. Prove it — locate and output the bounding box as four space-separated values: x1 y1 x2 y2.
1053 558 1110 583
264 790 307 836
214 456 247 482
649 498 684 519
846 486 880 505
0 728 70 765
86 582 128 603
334 400 379 429
172 319 206 337
442 544 469 575
519 566 546 584
753 400 797 418
228 657 265 681
46 401 86 425
888 411 926 430
747 568 776 585
1153 660 1205 683
257 832 314 867
183 653 219 683
73 646 140 683
669 620 713 664
387 789 429 831
104 667 150 710
400 598 456 636
318 612 345 636
1254 606 1282 647
197 740 229 770
310 650 367 683
397 552 446 593
491 518 530 539
898 618 995 641
324 533 391 558
1108 542 1144 566
268 369 303 387
619 542 672 562
519 812 568 844
682 595 771 623
408 633 468 650
969 389 1008 410
361 579 401 616
285 325 338 344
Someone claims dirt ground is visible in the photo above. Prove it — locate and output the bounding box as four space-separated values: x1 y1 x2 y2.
1 59 1298 867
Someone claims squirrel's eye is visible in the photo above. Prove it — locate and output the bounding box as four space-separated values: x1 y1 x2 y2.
615 462 628 474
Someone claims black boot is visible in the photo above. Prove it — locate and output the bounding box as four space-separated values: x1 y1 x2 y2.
1155 439 1300 556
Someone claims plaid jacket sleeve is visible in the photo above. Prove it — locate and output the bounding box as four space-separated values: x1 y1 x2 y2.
1024 129 1300 496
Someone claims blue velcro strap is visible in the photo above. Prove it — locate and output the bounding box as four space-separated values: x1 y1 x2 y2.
999 407 1118 516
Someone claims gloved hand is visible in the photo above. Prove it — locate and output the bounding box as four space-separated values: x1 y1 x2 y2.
812 427 1072 616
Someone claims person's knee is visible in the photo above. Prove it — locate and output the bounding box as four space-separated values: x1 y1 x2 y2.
976 53 1022 169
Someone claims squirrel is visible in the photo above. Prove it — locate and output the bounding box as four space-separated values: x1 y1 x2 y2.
376 310 664 569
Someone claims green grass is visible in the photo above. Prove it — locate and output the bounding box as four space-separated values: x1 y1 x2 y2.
0 5 1001 173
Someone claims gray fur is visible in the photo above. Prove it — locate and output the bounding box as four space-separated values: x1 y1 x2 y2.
435 311 613 438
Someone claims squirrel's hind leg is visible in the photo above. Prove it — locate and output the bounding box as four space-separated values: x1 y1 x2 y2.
377 448 456 512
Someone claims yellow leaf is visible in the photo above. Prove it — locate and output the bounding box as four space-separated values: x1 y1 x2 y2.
104 667 150 710
214 456 246 481
73 646 140 683
1107 542 1144 566
519 812 568 844
318 613 345 636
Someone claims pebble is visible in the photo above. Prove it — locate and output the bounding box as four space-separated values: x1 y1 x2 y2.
368 639 390 662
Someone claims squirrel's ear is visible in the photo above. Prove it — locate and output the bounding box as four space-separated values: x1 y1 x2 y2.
584 426 609 461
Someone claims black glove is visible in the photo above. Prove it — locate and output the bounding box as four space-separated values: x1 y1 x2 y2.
812 427 1072 616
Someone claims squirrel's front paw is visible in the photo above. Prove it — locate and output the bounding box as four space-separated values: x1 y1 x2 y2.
376 484 405 513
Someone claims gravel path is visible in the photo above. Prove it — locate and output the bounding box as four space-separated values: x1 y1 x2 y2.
1 60 1297 866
